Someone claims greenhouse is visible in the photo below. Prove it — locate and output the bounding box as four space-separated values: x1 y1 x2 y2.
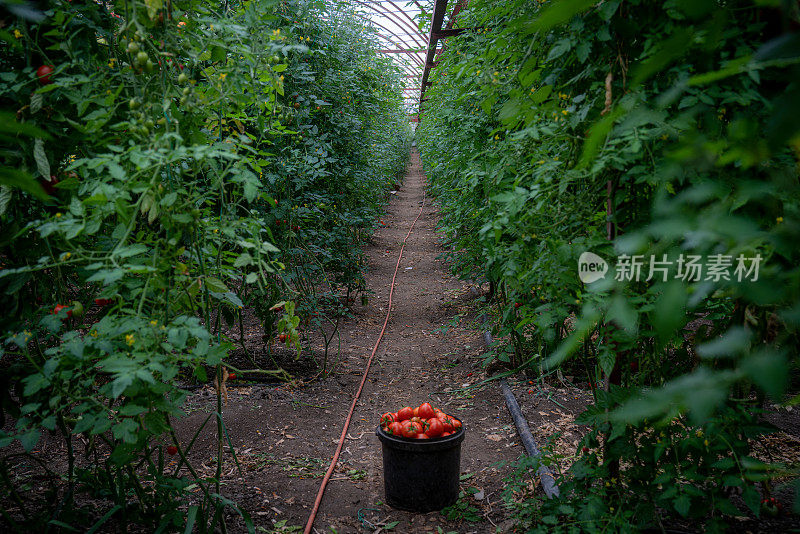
1 0 799 532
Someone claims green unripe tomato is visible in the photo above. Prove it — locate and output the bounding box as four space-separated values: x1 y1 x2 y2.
145 119 155 129
182 87 191 95
157 117 167 125
177 73 188 84
129 98 140 110
136 51 149 65
70 301 84 318
179 95 188 105
145 59 155 72
127 41 140 53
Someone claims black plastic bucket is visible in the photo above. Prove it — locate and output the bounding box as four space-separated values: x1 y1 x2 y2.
375 422 465 512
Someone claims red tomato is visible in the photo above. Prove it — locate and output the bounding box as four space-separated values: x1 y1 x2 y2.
514 302 522 309
401 421 421 438
94 298 112 307
426 418 444 437
40 176 58 196
387 422 403 436
36 65 54 85
228 373 236 380
417 433 430 439
450 417 462 430
53 304 72 318
380 412 395 426
166 445 178 455
278 333 288 342
396 407 413 421
441 431 451 437
435 411 447 421
412 407 419 417
418 402 435 419
440 415 455 433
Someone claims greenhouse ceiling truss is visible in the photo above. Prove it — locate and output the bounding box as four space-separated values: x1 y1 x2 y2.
344 0 469 121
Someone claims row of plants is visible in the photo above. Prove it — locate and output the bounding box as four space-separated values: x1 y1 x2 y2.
416 0 799 530
0 0 409 530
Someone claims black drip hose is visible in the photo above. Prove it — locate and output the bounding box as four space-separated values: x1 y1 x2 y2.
480 312 560 499
499 379 560 498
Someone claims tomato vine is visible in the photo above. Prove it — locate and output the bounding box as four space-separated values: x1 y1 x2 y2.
418 0 800 528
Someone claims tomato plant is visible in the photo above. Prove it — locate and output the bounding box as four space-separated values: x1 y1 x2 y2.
417 0 800 529
0 0 409 530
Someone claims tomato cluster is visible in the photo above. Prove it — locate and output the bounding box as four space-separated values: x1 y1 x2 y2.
379 402 462 439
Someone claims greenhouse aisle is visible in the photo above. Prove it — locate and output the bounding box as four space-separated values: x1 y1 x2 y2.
171 150 588 532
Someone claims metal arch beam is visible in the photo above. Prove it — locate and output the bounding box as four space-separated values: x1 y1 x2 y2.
374 47 425 67
363 18 425 67
351 11 421 53
355 0 425 35
372 34 425 68
434 0 469 64
382 0 426 42
357 0 427 46
376 49 424 72
352 0 427 49
346 9 420 54
419 0 449 114
381 59 420 80
419 0 469 117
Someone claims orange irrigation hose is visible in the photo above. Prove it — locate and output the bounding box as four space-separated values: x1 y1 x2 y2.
303 187 426 534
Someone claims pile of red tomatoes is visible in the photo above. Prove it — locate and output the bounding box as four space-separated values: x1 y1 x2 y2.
379 402 462 439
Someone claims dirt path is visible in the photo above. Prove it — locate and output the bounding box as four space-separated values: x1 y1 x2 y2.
176 150 589 533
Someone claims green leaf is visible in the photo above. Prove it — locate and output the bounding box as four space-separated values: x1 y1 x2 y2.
543 308 600 369
111 374 133 398
696 327 750 359
211 291 244 308
741 484 760 515
18 428 40 452
578 106 624 168
112 418 138 443
33 138 50 178
630 28 695 87
205 276 229 293
529 85 553 105
0 186 11 215
739 348 788 400
184 506 198 534
546 39 573 62
211 45 226 63
86 505 122 534
653 282 687 345
673 494 691 517
607 293 638 334
144 0 163 20
526 0 597 33
0 168 48 201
